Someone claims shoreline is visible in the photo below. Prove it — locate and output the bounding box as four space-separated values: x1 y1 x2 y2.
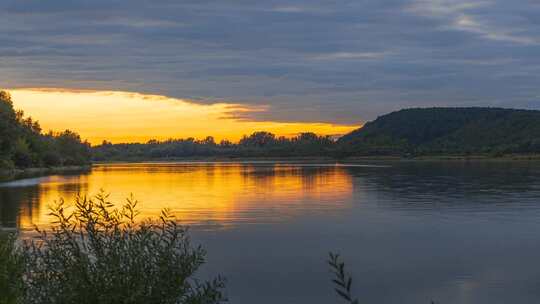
4 154 540 183
0 165 92 183
93 154 540 164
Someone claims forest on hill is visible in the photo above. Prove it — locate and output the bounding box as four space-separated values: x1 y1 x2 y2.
338 107 540 156
0 91 91 169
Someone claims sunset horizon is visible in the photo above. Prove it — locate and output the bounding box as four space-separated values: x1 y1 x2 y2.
7 88 360 145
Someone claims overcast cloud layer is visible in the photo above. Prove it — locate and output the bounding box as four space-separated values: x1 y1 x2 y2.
1 0 540 124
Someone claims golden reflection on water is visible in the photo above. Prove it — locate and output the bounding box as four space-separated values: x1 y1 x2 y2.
9 163 354 229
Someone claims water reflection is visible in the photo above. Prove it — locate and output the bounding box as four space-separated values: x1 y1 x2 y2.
3 161 540 229
0 174 90 229
2 161 540 303
0 163 353 229
350 161 540 213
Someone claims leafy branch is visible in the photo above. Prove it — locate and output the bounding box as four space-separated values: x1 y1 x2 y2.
328 252 358 304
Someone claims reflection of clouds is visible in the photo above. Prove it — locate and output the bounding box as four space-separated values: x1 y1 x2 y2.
5 161 540 302
353 162 540 211
3 163 353 229
6 162 540 229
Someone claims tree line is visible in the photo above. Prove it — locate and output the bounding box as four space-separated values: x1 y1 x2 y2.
6 90 540 167
0 91 91 169
92 131 338 161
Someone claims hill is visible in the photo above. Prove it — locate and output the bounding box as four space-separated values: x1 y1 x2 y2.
338 107 540 156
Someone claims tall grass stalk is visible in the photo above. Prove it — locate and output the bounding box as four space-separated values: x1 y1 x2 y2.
329 252 440 304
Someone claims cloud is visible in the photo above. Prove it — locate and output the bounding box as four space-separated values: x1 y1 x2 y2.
408 0 539 44
1 0 540 125
451 14 538 44
407 0 490 16
9 88 359 144
310 51 391 61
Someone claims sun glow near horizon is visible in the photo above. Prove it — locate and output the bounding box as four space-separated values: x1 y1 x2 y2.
8 88 359 145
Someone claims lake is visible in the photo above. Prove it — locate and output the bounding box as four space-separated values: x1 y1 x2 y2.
2 161 540 304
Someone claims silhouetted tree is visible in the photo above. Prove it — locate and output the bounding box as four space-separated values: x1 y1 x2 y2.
0 90 91 169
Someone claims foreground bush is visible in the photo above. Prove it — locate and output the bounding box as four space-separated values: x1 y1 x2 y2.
0 233 23 304
21 192 226 304
3 192 440 304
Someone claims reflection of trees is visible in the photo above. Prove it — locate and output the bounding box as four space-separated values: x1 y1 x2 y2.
0 185 41 228
239 164 349 195
0 173 89 229
240 164 342 177
353 161 540 207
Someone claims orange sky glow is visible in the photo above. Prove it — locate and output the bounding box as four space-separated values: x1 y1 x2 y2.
8 88 359 145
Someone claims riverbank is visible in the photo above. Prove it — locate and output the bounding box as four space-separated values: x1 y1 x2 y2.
93 156 338 164
92 153 540 164
344 153 540 162
0 166 92 183
6 155 538 183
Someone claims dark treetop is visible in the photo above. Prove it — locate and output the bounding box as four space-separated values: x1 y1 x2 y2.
0 91 91 169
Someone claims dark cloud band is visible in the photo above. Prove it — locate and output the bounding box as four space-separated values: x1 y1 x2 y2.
1 0 540 124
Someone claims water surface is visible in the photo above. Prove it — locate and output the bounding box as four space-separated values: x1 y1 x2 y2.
2 161 540 304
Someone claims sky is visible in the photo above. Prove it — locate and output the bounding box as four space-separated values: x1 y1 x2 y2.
2 0 540 142
9 89 356 144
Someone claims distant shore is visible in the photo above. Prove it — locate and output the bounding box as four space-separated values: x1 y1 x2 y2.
93 154 540 164
345 154 540 162
0 166 92 183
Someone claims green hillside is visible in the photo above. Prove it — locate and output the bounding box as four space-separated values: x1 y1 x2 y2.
338 107 540 156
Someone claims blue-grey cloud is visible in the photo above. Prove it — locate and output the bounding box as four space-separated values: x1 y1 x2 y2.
1 0 540 124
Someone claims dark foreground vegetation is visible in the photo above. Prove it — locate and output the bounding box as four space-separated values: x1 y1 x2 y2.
0 91 91 170
0 234 23 304
0 193 441 304
1 193 440 304
1 193 226 304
